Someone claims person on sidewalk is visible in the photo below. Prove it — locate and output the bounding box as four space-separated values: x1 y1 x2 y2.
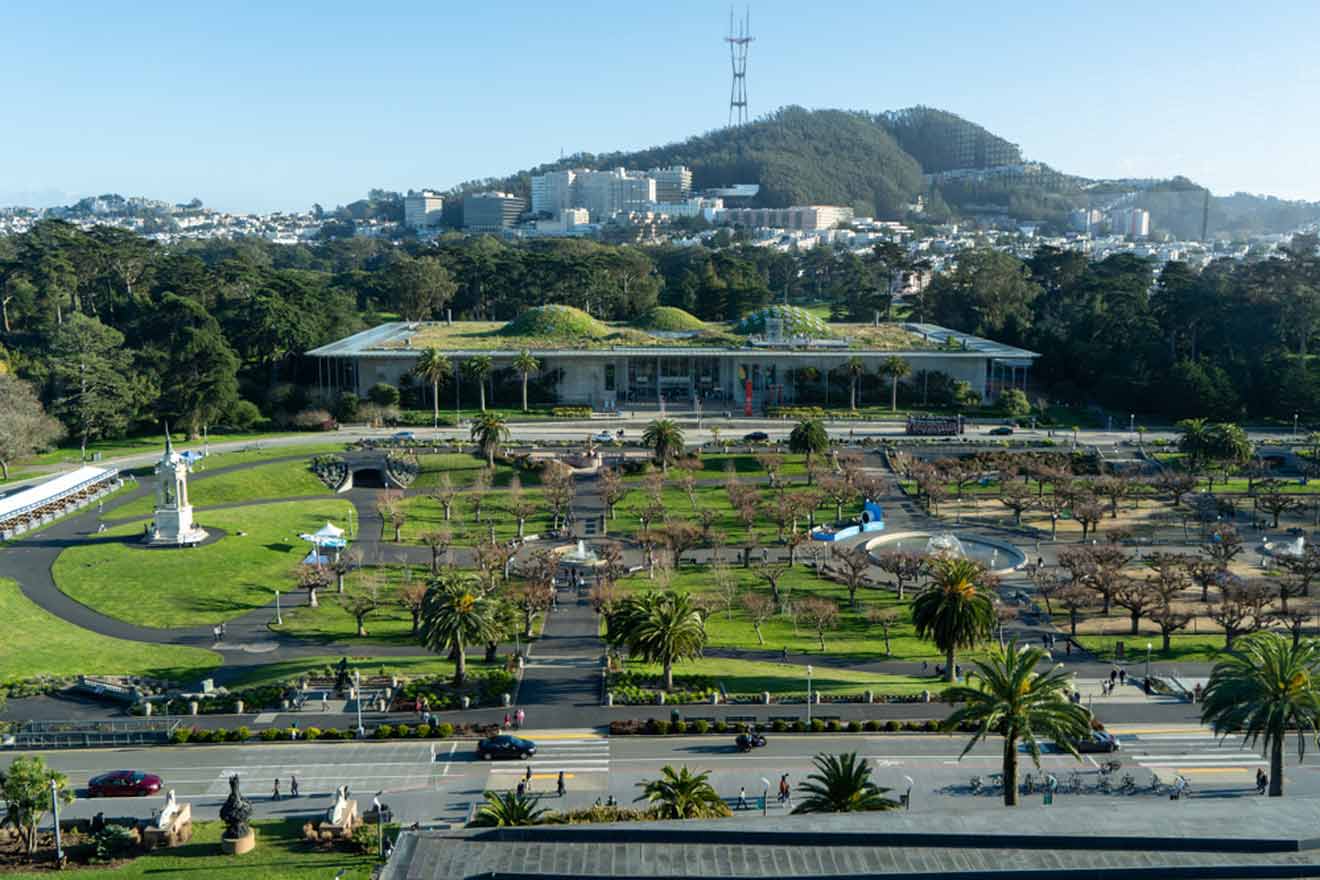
290 775 299 798
1256 768 1268 795
557 771 566 798
1118 668 1127 686
272 778 281 801
737 787 748 810
524 765 533 791
516 708 525 729
504 713 512 730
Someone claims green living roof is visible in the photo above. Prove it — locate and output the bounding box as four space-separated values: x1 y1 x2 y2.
632 306 708 332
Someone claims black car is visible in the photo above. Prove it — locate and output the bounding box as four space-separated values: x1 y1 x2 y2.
989 426 1014 436
1069 731 1120 753
743 431 769 442
476 734 537 760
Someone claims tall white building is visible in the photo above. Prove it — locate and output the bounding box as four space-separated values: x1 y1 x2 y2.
648 166 693 203
531 170 576 216
1109 208 1151 238
403 190 444 230
717 205 855 232
575 169 656 221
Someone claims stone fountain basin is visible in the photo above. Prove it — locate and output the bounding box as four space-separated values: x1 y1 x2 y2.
865 530 1027 578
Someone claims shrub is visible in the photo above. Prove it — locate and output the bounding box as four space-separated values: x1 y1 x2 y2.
771 719 787 733
224 727 245 742
826 720 842 733
648 719 671 735
863 720 879 732
713 720 728 734
792 720 807 733
436 722 455 737
923 719 940 732
847 720 862 733
552 405 593 418
258 727 279 741
169 727 192 745
810 719 826 733
225 399 263 431
671 720 687 735
393 724 411 739
415 724 432 738
691 719 709 735
374 724 395 739
884 720 901 732
368 382 400 407
93 825 136 861
303 727 320 741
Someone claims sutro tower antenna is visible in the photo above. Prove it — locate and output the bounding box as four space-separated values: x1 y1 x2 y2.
725 6 753 127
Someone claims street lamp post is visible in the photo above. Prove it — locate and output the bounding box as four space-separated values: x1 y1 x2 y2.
1295 413 1300 441
51 779 64 863
354 670 365 738
903 775 914 811
1129 414 1135 433
806 665 813 725
274 590 283 625
373 793 384 861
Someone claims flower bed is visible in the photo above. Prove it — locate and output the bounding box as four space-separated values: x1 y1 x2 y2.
608 717 965 736
397 670 517 711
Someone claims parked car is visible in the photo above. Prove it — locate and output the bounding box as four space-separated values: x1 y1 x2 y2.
1069 731 1121 753
592 430 616 443
742 431 769 442
88 770 163 797
392 431 416 441
989 426 1014 436
476 734 537 761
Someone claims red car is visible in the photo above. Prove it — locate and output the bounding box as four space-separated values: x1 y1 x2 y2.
88 770 163 797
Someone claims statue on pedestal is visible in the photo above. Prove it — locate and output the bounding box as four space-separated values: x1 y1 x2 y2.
220 775 252 841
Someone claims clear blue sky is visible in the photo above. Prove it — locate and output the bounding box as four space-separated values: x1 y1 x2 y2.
3 1 1318 213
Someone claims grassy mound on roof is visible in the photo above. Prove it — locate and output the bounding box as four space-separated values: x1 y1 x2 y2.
499 305 609 339
735 305 834 338
633 306 707 332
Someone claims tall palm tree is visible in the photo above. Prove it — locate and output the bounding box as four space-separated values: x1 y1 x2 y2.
1175 417 1212 471
512 349 541 413
634 765 728 819
413 347 451 429
911 557 995 682
607 591 706 691
844 356 865 411
792 752 898 814
1200 633 1320 797
462 354 494 412
943 642 1093 806
878 356 911 413
470 411 510 467
469 790 549 827
642 418 684 473
419 571 498 686
788 418 829 474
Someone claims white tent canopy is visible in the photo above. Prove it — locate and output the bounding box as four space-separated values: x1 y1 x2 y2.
313 522 345 539
0 466 113 521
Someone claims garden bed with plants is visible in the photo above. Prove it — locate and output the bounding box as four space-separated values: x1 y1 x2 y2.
168 719 496 744
607 717 966 736
606 671 931 705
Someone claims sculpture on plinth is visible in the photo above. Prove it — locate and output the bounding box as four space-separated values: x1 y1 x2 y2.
219 775 255 854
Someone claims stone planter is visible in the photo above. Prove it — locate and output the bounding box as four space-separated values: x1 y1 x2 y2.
221 830 255 855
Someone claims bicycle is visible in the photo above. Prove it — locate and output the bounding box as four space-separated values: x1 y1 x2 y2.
1098 773 1113 794
1119 773 1136 794
969 775 983 795
1149 772 1163 794
1066 771 1084 794
1101 759 1122 774
1021 772 1037 795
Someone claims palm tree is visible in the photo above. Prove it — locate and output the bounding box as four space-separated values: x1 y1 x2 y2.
642 418 684 473
788 418 829 474
944 642 1093 806
911 557 995 683
607 591 706 691
469 790 549 827
413 347 451 429
462 354 494 412
1176 417 1212 471
878 356 911 413
844 356 865 411
470 411 510 467
419 571 498 686
1200 633 1320 797
792 752 899 814
634 765 729 819
512 349 540 413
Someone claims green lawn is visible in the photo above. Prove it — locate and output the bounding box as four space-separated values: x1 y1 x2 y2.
609 484 824 544
0 578 221 685
1072 632 1230 664
399 491 554 545
622 453 811 483
620 564 942 662
410 453 538 489
8 820 374 879
622 658 935 696
112 460 332 519
17 431 322 467
52 499 355 628
223 655 472 688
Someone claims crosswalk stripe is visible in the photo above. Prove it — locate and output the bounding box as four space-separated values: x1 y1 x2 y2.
1137 759 1266 768
491 766 609 774
1130 753 1260 761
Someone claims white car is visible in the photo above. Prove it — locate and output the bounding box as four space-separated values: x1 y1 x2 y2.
592 430 616 443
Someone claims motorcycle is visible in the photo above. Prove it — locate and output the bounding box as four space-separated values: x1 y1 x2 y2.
735 732 767 752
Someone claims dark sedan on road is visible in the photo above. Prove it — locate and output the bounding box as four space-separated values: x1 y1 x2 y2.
88 770 163 797
742 431 769 442
1070 731 1121 753
989 426 1014 436
476 735 537 760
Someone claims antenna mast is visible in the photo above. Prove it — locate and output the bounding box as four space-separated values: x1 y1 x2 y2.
725 6 753 127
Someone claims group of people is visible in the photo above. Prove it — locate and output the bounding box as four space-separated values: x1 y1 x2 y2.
516 766 567 799
503 708 526 730
271 775 300 800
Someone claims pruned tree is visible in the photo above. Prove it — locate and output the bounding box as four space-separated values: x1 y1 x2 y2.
1093 475 1133 519
420 528 454 575
798 597 839 650
1254 479 1302 528
761 493 796 543
474 540 514 593
741 592 775 645
507 475 537 539
431 473 458 522
1028 564 1066 615
397 579 427 635
674 465 699 512
541 461 574 531
831 544 874 610
1280 545 1320 599
467 467 491 523
1039 493 1068 540
873 549 927 601
1149 604 1193 652
996 480 1035 526
509 580 554 639
734 497 760 567
599 466 629 521
294 562 331 608
710 559 740 620
1056 584 1091 636
375 489 406 542
1143 552 1193 605
1113 578 1160 636
1201 523 1244 569
1209 577 1275 649
755 451 785 489
866 606 900 655
755 558 794 612
1072 496 1105 542
818 471 857 523
662 521 702 567
340 572 380 637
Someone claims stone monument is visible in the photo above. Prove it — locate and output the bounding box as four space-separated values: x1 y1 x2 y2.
219 775 255 855
142 789 192 850
144 429 208 546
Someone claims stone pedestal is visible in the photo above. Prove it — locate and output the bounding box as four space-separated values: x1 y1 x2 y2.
221 830 255 855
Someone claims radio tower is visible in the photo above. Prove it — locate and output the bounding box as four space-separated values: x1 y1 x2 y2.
725 7 753 127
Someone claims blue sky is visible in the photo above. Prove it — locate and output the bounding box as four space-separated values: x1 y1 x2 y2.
3 1 1317 212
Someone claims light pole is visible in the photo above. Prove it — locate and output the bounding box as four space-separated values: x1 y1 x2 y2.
274 589 283 625
51 779 64 863
1145 641 1153 694
760 776 770 816
1295 413 1300 442
373 793 384 860
354 670 365 738
903 775 914 811
1129 413 1135 433
806 665 813 725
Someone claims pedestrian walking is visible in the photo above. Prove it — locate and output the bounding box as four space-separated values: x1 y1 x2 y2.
1118 669 1126 686
1256 768 1268 795
272 779 281 801
517 781 526 797
778 774 791 808
557 771 566 798
737 787 748 810
1065 639 1072 656
516 708 525 729
220 622 226 638
290 775 299 797
1110 668 1118 685
504 712 512 730
524 765 533 791
321 696 329 712
921 661 928 674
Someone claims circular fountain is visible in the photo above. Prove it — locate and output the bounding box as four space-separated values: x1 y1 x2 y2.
552 539 607 573
1262 534 1307 559
866 530 1026 577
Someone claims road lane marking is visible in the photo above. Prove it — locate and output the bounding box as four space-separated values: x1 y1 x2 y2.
1131 754 1261 761
443 742 457 777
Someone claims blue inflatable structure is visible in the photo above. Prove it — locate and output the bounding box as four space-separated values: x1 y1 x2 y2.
810 499 885 542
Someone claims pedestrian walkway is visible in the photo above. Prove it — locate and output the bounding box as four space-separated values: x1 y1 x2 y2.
485 733 610 792
1108 724 1265 783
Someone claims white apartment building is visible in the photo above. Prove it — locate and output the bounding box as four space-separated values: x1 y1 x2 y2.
717 205 856 232
404 190 445 230
575 169 656 221
647 166 693 203
1109 207 1151 238
530 170 576 216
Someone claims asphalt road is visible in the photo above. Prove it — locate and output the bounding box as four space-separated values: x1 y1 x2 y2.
10 723 1302 828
